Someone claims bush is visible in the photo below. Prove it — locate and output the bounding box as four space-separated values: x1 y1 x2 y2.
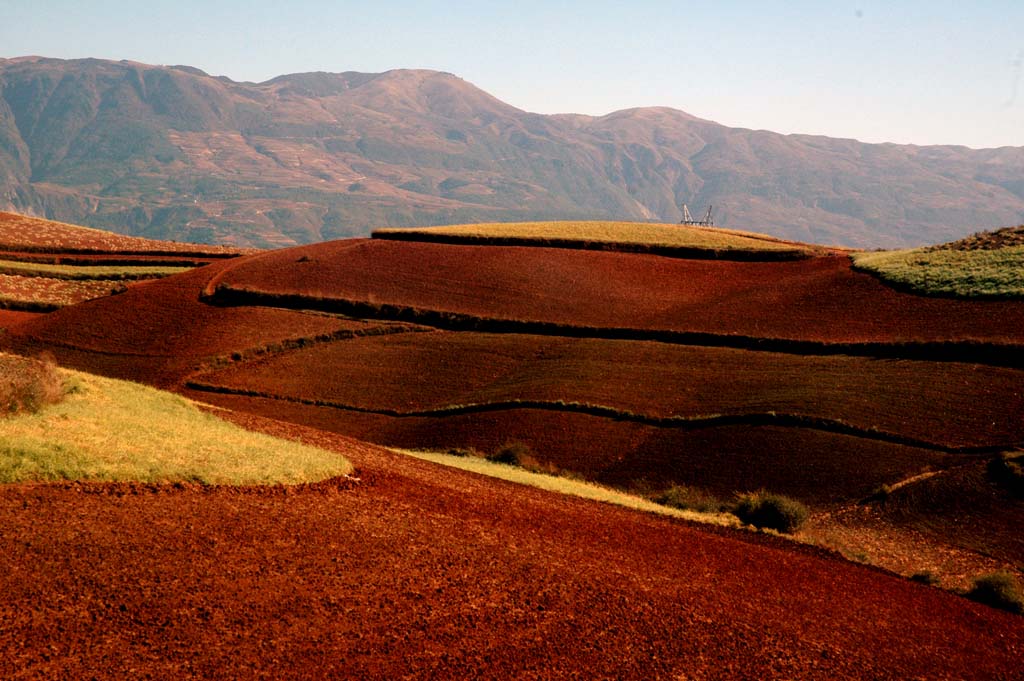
988 452 1024 497
733 490 809 533
487 441 534 466
651 485 728 513
910 571 940 586
0 353 64 415
967 571 1024 614
445 446 482 458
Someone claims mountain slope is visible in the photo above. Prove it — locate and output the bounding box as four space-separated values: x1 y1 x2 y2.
1 56 1023 248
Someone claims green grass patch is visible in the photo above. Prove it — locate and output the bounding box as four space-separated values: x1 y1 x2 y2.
0 258 192 280
0 359 352 484
394 448 738 527
852 246 1024 298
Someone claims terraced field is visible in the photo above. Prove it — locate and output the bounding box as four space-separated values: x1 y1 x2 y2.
0 211 247 255
189 332 1024 450
373 220 828 259
0 211 250 311
206 238 1024 345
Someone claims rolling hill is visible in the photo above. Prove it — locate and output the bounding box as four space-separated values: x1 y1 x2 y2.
2 56 1024 248
6 219 1022 578
2 217 1023 676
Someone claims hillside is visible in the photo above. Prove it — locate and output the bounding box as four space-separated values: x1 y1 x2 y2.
3 221 1024 675
2 57 1024 248
6 222 1023 580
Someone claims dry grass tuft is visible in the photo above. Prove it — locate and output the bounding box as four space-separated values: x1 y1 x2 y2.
0 353 65 415
734 490 809 534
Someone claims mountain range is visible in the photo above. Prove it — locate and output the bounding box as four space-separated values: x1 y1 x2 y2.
1 56 1023 248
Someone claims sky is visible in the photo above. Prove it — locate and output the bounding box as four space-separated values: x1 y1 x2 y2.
2 0 1023 149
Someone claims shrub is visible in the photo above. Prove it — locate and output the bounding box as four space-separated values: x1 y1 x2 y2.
487 441 534 466
967 571 1024 614
733 490 809 533
910 571 940 586
988 451 1024 497
651 485 728 513
0 353 65 415
445 447 481 458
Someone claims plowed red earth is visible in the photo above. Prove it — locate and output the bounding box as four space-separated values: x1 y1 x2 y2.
0 211 247 256
0 309 41 328
2 416 1021 679
213 239 1024 343
7 263 392 385
184 391 956 504
191 331 1024 449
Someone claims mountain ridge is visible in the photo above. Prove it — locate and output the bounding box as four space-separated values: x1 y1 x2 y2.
1 56 1022 248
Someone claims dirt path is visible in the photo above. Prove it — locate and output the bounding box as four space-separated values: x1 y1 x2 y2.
1 411 1021 679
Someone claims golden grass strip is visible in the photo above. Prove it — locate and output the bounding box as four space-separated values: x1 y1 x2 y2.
0 360 353 484
374 220 815 253
394 448 738 527
0 258 192 280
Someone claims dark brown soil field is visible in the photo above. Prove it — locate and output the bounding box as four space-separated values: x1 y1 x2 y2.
7 262 409 385
184 390 958 505
2 415 1021 679
0 309 41 328
210 239 1024 344
189 331 1024 450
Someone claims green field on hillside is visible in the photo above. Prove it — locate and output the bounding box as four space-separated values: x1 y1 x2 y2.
852 245 1024 298
0 358 353 484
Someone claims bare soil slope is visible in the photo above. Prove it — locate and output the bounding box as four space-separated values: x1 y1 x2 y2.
1 417 1021 679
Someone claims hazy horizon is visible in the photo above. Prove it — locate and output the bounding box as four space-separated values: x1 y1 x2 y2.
3 1 1023 149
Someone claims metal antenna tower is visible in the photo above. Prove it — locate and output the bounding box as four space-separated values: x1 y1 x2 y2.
679 204 714 227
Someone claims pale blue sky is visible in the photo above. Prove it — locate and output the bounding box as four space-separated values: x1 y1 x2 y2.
3 1 1022 148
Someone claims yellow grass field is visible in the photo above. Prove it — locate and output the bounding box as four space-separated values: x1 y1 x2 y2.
0 358 353 484
0 258 192 280
374 220 824 254
397 448 738 527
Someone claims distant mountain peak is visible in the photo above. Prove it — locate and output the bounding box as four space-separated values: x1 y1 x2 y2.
0 55 1022 249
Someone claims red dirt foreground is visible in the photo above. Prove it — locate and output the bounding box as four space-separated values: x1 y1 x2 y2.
1 416 1021 679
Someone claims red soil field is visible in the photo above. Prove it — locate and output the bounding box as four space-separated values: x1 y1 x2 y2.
191 331 1024 450
1 416 1020 679
0 309 42 328
211 239 1024 344
0 211 248 256
869 461 1024 566
6 262 399 385
0 273 127 310
186 391 957 505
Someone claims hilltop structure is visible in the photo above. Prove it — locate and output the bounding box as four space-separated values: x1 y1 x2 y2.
680 204 714 227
